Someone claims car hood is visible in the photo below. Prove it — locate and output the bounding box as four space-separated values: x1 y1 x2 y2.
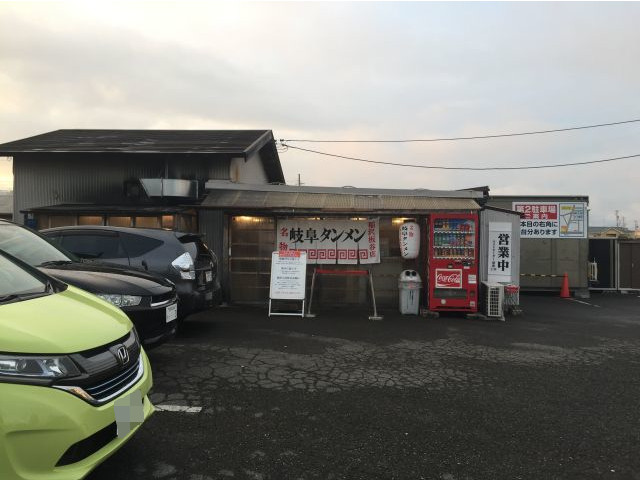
0 286 132 354
40 261 173 296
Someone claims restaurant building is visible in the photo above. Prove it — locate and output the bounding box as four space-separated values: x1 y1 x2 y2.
198 181 485 308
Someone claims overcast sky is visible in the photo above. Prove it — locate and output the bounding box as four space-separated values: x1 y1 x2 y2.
1 1 639 226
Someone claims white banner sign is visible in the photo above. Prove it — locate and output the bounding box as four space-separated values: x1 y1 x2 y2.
488 222 512 283
513 201 587 239
269 251 307 300
276 218 380 264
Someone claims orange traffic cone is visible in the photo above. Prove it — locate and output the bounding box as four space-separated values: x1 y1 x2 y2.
560 272 570 298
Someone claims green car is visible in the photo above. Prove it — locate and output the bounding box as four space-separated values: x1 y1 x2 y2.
0 250 154 480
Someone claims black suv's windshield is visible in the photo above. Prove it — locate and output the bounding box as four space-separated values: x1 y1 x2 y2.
0 255 48 302
0 224 78 267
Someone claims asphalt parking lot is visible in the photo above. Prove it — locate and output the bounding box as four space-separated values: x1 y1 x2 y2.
89 293 640 480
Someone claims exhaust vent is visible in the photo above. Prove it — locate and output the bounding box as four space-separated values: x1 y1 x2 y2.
139 179 198 199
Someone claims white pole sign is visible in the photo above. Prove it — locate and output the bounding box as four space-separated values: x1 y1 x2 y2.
488 222 512 283
269 251 307 300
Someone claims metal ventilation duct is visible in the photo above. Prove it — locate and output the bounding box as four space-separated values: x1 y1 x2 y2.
139 179 198 199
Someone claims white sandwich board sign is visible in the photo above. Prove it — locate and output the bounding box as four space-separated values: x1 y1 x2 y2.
269 250 307 316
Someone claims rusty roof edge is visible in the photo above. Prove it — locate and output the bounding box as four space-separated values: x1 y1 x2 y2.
204 180 485 199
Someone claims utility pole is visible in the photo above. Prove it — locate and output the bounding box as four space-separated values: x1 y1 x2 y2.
297 173 304 186
615 210 620 227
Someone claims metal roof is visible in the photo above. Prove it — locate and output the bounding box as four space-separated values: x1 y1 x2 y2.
0 129 286 184
0 129 275 155
204 180 486 199
22 203 190 215
200 188 480 213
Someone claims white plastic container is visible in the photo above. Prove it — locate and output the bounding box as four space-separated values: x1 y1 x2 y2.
398 270 422 315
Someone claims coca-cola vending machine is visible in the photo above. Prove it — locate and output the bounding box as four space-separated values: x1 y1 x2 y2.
427 213 478 312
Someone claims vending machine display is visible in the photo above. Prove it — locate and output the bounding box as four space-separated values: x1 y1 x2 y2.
427 213 478 312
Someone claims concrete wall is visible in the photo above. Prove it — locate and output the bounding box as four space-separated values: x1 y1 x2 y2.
229 151 268 184
0 191 12 219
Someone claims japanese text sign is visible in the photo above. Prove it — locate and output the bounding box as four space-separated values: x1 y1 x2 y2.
276 218 380 264
269 251 307 300
488 222 512 282
512 202 587 239
399 221 420 259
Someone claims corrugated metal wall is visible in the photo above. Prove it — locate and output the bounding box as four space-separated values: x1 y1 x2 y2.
479 209 521 285
198 210 227 299
13 153 230 223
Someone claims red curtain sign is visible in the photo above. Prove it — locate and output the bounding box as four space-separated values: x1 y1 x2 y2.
276 218 380 264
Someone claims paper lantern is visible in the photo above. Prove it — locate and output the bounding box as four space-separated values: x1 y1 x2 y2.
399 221 420 259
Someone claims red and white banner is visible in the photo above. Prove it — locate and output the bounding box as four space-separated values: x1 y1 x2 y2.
435 269 463 289
276 218 380 265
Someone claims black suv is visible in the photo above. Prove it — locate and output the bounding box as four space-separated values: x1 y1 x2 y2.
42 226 221 318
0 220 178 346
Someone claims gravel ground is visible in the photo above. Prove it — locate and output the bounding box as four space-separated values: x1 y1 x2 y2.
88 293 640 480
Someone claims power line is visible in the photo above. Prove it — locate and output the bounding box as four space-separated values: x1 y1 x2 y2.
281 144 640 171
281 118 640 143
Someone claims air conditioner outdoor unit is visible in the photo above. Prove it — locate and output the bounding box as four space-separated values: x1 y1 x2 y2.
482 282 504 320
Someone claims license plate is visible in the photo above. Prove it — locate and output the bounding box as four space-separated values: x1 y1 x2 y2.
166 303 178 323
114 389 144 438
205 270 213 283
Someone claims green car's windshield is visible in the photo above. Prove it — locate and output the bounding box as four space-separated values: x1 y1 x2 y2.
0 224 79 267
0 255 48 299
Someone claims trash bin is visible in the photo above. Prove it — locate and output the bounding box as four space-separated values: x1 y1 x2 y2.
398 270 422 315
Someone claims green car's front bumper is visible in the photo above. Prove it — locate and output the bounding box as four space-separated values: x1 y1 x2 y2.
0 350 154 480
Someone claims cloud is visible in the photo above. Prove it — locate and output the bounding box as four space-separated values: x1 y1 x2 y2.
0 2 639 225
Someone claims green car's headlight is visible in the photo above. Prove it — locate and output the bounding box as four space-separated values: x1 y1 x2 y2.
96 294 142 307
0 354 80 379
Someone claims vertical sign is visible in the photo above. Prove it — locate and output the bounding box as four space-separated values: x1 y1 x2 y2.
399 221 420 259
269 251 307 300
488 222 512 283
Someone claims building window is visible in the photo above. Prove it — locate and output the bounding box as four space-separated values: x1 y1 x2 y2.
108 216 133 227
178 215 197 232
78 215 104 226
36 215 50 230
161 215 175 230
49 215 77 228
135 216 160 229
